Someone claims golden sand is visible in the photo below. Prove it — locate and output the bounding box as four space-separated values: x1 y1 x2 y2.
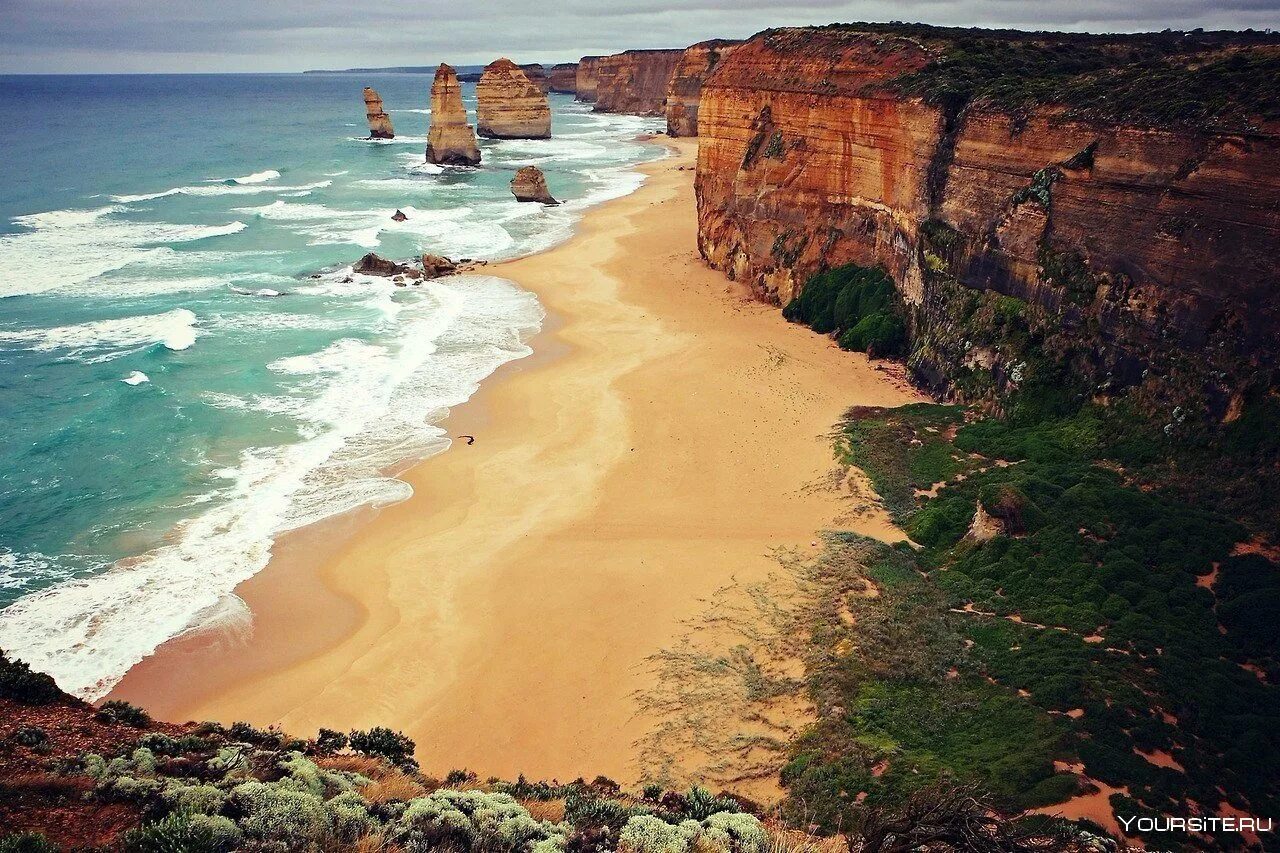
111 138 924 786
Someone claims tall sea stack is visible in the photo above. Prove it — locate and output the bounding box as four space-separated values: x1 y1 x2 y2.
363 87 394 139
425 64 481 166
476 58 552 139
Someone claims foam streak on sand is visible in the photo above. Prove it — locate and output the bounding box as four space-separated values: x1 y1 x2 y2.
111 139 925 786
0 275 543 699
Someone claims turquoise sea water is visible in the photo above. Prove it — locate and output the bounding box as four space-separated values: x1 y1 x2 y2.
0 73 664 698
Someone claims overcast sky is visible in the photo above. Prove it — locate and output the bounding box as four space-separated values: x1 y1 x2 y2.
2 0 1277 73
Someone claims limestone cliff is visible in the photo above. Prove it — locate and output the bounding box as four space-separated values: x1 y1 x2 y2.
593 49 684 116
520 63 550 93
363 87 394 139
666 40 740 137
477 58 552 139
575 56 604 102
426 64 482 166
695 26 1280 412
549 63 579 94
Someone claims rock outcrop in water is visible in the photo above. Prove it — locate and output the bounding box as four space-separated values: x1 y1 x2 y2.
695 26 1280 411
575 56 605 102
549 63 578 94
477 58 552 139
666 40 740 136
363 87 394 139
593 49 684 115
511 166 558 204
426 63 482 166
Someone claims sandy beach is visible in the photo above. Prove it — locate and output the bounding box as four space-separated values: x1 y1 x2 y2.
112 137 924 788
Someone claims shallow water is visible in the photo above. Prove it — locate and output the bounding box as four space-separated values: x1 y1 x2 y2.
0 73 664 698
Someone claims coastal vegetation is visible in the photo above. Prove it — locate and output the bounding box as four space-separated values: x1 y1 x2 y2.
772 384 1280 849
782 265 907 357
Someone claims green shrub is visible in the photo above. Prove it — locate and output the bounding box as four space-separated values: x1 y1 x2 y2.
681 786 738 821
395 789 566 853
95 699 150 728
120 813 241 853
838 311 907 356
12 726 49 749
349 726 417 770
0 833 59 853
0 651 62 705
315 727 348 754
230 780 331 843
783 264 906 357
162 783 226 816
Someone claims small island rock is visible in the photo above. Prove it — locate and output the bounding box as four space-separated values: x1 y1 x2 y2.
511 166 558 205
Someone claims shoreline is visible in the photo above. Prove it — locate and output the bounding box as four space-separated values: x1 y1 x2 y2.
111 137 925 791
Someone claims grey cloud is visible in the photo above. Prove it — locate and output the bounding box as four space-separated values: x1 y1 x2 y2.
0 0 1276 72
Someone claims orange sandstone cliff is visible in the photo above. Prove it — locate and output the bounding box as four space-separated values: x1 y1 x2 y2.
695 27 1280 410
666 39 740 137
593 49 684 115
520 63 550 93
575 56 605 102
477 58 552 139
426 64 482 166
549 62 578 94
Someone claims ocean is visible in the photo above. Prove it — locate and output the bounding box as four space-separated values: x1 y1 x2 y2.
0 73 665 699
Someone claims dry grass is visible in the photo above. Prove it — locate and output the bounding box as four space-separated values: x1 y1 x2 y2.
360 770 428 804
350 834 401 853
765 822 845 853
520 798 567 823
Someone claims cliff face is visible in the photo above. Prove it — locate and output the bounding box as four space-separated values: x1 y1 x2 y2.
520 63 550 93
426 64 482 166
695 27 1280 411
476 58 552 139
593 49 684 116
363 87 395 139
666 40 740 137
575 56 604 102
549 63 578 94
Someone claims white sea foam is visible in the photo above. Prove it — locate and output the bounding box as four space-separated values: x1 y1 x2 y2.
122 371 150 385
0 308 199 362
111 180 330 204
0 275 544 699
0 211 246 298
231 169 281 185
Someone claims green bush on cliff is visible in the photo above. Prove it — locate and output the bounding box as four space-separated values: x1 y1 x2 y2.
803 391 1280 843
783 264 907 357
0 651 62 705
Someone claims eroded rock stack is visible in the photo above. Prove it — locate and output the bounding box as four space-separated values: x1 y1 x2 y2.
511 166 558 204
549 63 578 94
363 87 394 139
426 64 482 166
575 56 604 103
476 58 551 139
666 40 740 137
